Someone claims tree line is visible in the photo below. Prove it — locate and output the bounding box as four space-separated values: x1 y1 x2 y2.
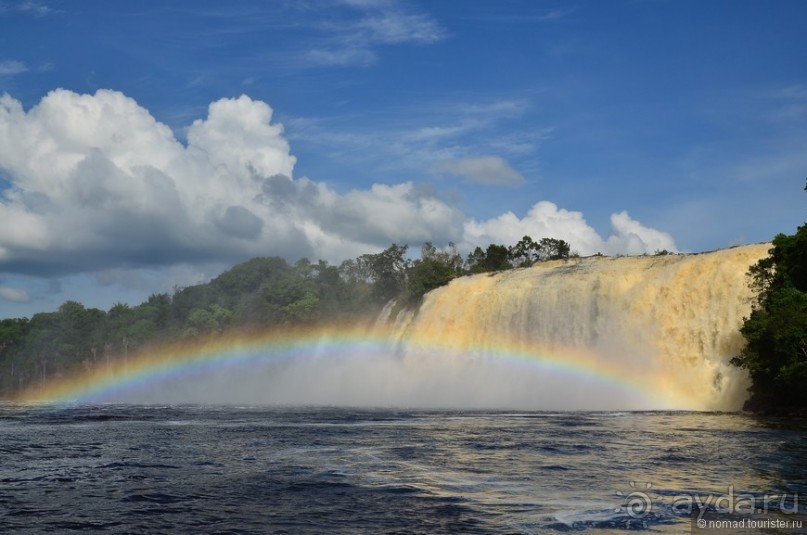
0 235 572 396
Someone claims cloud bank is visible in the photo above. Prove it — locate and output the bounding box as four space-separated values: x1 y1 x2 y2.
0 89 676 284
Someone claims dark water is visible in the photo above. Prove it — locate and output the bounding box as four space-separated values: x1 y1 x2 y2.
1 405 806 534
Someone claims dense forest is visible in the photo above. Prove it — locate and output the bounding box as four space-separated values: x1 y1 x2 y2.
731 182 807 413
0 236 573 397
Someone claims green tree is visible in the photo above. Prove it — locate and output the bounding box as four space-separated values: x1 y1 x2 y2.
0 318 29 394
465 246 487 272
0 318 28 355
480 244 512 272
283 291 320 322
509 235 539 267
537 237 571 261
466 244 512 273
212 257 290 296
732 189 807 412
362 244 409 303
406 242 462 302
132 293 172 342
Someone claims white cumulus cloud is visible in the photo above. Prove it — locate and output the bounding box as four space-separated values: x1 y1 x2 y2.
462 201 677 256
0 88 676 288
0 89 464 276
606 211 678 255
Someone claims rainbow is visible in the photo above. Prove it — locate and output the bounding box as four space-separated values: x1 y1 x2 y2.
15 325 691 409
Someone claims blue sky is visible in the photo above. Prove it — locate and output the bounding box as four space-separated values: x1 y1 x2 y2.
0 0 805 318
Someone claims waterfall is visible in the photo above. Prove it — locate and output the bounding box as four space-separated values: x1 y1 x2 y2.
387 243 770 410
56 244 769 410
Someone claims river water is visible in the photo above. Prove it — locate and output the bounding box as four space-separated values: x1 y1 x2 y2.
1 405 805 534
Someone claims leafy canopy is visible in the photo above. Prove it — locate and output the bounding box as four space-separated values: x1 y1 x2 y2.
731 181 807 413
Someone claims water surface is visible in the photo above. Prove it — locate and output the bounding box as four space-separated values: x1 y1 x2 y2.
1 405 805 533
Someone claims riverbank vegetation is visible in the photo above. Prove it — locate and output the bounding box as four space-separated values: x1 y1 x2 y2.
731 182 807 414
